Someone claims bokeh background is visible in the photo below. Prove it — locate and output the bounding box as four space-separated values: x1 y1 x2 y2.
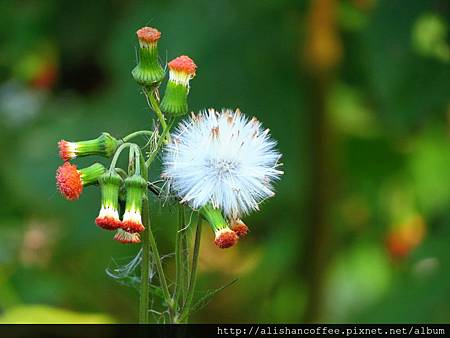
0 0 449 323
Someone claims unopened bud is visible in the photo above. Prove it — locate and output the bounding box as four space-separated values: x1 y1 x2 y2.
58 132 121 161
121 175 147 233
200 203 238 249
95 172 123 230
132 27 165 87
160 55 197 116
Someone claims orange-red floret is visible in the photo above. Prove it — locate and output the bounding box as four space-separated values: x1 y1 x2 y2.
121 220 145 233
214 231 239 249
58 140 74 161
114 231 141 244
136 27 161 43
168 55 197 75
231 221 249 237
56 162 83 200
95 217 121 231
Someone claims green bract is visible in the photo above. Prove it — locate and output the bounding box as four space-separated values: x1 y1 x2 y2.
160 81 189 116
124 175 147 214
99 171 122 210
199 203 228 233
79 163 106 186
132 43 165 87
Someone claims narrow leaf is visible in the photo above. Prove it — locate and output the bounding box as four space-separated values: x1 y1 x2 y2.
189 279 238 314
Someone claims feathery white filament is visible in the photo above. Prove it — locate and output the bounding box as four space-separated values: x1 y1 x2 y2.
122 209 143 225
98 206 120 220
162 109 283 218
169 70 193 86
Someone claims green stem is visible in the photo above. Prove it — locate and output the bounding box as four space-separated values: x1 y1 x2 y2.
144 88 167 131
177 213 202 323
145 118 175 167
145 202 175 321
133 145 141 175
109 142 134 171
180 208 190 300
139 198 150 324
122 130 153 142
137 145 174 322
172 205 184 307
114 167 127 179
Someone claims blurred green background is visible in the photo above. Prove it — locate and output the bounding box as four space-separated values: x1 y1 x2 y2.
0 0 449 323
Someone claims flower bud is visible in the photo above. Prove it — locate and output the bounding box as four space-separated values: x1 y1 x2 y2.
132 27 165 87
56 162 105 200
160 55 197 116
200 203 238 249
58 132 121 161
114 228 141 244
95 172 123 230
121 175 147 233
230 218 249 238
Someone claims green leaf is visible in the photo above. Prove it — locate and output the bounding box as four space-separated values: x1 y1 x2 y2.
189 279 238 315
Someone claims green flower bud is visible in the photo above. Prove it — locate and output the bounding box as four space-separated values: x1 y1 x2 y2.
200 203 238 249
160 55 197 116
121 175 147 233
96 172 123 230
58 132 121 161
132 27 165 87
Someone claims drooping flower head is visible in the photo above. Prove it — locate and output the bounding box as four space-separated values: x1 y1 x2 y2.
58 132 121 161
95 171 123 230
132 27 165 86
200 203 238 249
162 108 283 218
114 228 141 244
121 175 147 233
230 218 249 238
160 55 197 116
56 162 106 200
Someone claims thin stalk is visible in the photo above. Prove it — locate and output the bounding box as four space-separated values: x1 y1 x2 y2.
138 145 150 324
177 214 202 323
137 144 173 322
172 205 184 307
128 145 136 174
144 87 167 131
139 199 150 324
109 142 134 171
145 203 175 321
133 145 141 175
114 167 127 179
180 207 190 299
122 130 153 142
145 118 175 167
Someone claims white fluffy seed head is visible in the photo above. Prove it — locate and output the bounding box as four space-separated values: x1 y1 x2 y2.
162 108 283 218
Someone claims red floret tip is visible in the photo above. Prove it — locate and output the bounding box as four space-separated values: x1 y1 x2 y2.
231 220 249 238
214 230 239 249
114 230 141 244
168 55 197 75
95 217 121 231
121 220 145 233
58 140 74 161
136 27 161 43
56 162 83 200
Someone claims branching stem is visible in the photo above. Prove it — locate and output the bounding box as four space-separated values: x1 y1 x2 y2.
123 130 153 142
177 213 202 323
